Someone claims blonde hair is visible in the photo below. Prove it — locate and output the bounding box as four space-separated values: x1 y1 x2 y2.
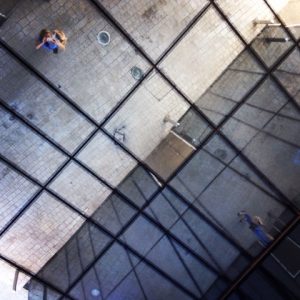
53 30 68 47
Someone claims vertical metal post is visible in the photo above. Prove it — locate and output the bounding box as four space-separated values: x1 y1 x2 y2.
12 269 19 291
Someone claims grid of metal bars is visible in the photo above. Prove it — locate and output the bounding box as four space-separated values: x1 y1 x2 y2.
0 0 299 299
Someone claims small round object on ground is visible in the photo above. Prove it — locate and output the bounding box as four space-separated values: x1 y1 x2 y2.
97 31 110 46
91 288 101 297
130 66 143 80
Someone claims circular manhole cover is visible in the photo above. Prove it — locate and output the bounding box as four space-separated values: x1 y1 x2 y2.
130 66 143 80
97 31 110 46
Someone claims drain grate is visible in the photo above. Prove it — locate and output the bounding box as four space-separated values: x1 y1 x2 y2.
97 31 110 46
130 66 143 80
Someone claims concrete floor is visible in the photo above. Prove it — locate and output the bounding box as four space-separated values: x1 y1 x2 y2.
0 0 300 300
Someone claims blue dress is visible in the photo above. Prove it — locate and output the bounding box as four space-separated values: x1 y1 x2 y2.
43 41 58 51
39 37 58 51
244 214 272 247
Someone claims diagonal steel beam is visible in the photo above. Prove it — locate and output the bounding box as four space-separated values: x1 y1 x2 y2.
0 154 200 300
0 254 73 299
0 1 300 298
89 0 300 213
0 100 239 279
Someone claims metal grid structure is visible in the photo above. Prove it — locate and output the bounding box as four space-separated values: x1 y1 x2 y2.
0 0 300 299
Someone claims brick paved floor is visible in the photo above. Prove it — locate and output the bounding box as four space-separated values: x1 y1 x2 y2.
0 0 300 299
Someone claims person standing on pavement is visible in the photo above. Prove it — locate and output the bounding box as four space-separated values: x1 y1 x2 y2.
36 29 67 54
238 210 274 247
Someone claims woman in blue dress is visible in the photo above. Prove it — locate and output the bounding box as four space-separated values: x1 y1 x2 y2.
238 211 274 247
36 29 66 53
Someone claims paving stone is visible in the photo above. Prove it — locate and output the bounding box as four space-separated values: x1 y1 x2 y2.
0 161 39 231
76 131 137 187
0 107 67 183
38 222 111 292
92 193 137 235
118 166 160 208
121 216 163 256
135 261 193 300
274 48 300 105
106 270 146 300
100 0 209 60
159 7 244 103
173 242 217 294
104 71 190 161
221 76 290 149
169 208 239 272
0 0 151 122
146 235 201 297
0 192 84 273
0 48 95 153
49 162 112 216
159 0 288 109
90 243 138 299
195 50 265 125
243 132 300 204
144 188 188 229
203 134 237 164
220 73 300 204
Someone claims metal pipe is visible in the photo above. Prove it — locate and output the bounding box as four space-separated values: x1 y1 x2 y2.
253 18 274 25
267 23 300 28
12 269 19 291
